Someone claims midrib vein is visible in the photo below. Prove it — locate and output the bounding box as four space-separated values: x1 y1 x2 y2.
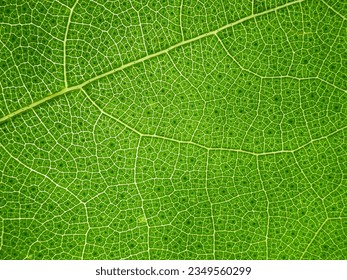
0 0 304 124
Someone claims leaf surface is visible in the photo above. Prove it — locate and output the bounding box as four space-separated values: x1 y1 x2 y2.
0 0 346 259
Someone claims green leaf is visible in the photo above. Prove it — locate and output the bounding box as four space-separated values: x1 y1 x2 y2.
1 0 346 260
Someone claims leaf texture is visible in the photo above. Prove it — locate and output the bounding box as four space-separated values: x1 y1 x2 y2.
0 0 346 259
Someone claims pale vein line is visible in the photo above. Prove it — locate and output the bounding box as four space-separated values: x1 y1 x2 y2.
0 22 63 42
134 136 151 260
81 208 90 260
205 150 215 259
137 10 148 56
55 0 70 9
0 0 305 124
321 0 347 21
216 33 347 93
180 0 184 41
299 80 313 140
63 0 79 87
292 152 329 217
300 219 328 259
82 88 143 135
3 218 34 221
239 77 262 150
256 156 270 259
82 87 347 156
220 0 229 24
0 86 80 124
